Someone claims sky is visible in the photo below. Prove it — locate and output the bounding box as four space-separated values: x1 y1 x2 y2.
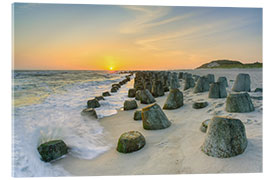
13 3 262 70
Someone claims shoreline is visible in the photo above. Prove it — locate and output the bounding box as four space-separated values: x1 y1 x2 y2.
54 71 262 175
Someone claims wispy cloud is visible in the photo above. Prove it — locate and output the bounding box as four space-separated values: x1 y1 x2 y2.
134 15 257 52
13 3 41 14
14 3 41 10
120 6 173 34
143 15 192 28
135 32 184 50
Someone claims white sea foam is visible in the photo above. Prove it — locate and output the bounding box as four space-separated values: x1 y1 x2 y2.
12 71 133 177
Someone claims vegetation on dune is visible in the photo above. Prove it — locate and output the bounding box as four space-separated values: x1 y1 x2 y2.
196 60 262 69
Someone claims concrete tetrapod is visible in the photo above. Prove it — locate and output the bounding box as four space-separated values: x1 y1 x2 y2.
163 88 184 110
226 92 254 112
232 73 251 92
201 116 248 158
116 131 146 153
142 103 171 130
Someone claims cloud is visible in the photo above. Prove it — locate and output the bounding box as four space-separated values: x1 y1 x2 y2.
119 6 206 35
14 3 41 10
135 32 184 50
13 3 41 14
119 6 172 34
134 15 257 52
143 15 191 28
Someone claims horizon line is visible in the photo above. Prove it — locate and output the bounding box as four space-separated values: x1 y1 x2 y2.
12 60 262 72
12 68 195 71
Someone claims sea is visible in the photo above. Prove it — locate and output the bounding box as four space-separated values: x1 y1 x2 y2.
12 70 133 177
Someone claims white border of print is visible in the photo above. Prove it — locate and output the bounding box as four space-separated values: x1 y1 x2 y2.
1 1 269 180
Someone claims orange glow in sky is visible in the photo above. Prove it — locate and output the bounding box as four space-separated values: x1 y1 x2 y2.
13 4 262 70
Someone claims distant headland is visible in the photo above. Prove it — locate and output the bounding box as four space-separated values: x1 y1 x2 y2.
196 60 262 69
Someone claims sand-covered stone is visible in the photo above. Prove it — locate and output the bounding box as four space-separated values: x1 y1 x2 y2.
232 73 251 92
163 88 184 110
140 89 156 104
194 76 210 93
178 72 183 79
254 88 262 92
163 86 170 92
120 79 128 85
200 119 210 133
119 81 124 86
170 76 180 89
192 101 208 109
184 73 192 79
134 74 144 91
193 75 200 82
135 90 142 100
217 76 228 87
144 81 152 92
134 82 144 91
226 92 254 112
250 96 263 100
111 87 118 93
208 82 227 98
172 72 178 78
123 100 138 110
95 96 105 101
206 74 215 84
81 108 97 118
125 76 131 81
151 80 164 97
128 88 136 97
201 116 248 158
112 83 121 89
142 103 171 130
133 109 142 120
116 131 146 153
87 99 101 108
37 140 68 162
102 91 111 97
184 77 195 90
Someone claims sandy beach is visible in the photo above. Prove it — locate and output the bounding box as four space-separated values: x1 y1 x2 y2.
54 69 262 176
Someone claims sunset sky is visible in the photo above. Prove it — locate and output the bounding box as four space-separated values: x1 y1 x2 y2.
13 3 262 70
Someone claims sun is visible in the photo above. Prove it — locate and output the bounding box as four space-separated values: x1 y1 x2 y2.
109 67 113 70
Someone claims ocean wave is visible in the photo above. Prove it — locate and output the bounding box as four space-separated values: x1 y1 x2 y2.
12 71 133 177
